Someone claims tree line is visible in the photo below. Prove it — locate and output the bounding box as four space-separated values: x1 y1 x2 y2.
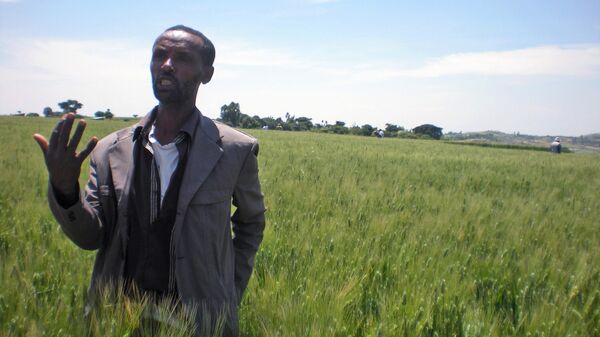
11 99 443 139
218 102 443 139
11 99 115 120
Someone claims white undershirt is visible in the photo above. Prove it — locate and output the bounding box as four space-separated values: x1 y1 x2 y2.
148 125 180 204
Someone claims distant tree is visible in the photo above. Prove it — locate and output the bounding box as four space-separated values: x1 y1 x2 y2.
412 124 443 140
252 115 265 127
397 131 424 139
94 111 105 118
349 126 362 135
331 121 349 134
133 114 139 119
105 109 114 119
360 124 375 136
240 114 261 129
274 117 288 130
26 112 40 117
220 102 242 127
261 117 277 130
385 123 404 133
58 99 83 114
43 106 54 117
294 117 313 131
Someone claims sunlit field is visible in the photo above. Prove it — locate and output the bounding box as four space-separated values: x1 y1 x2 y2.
1 116 598 336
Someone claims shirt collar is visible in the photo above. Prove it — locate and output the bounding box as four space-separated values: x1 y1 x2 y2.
134 106 200 142
179 108 200 139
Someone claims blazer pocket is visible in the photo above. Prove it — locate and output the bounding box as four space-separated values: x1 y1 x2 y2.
189 189 232 205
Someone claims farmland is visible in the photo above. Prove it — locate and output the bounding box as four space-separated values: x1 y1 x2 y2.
1 116 599 336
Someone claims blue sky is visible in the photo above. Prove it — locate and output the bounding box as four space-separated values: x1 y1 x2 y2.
1 0 599 135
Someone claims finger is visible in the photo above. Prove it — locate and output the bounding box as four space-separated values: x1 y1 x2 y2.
48 118 65 150
76 136 98 162
58 113 75 149
33 133 49 154
68 119 87 152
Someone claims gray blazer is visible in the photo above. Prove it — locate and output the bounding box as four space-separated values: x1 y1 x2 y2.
48 110 266 336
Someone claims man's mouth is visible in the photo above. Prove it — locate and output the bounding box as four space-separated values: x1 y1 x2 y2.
156 77 176 89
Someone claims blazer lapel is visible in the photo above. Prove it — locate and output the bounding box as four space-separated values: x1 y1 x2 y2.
109 111 153 210
108 129 136 206
108 126 137 254
173 115 223 243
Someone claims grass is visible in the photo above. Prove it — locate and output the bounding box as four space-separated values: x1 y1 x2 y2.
1 116 599 336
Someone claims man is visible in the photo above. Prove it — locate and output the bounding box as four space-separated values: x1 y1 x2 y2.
33 25 266 336
550 137 562 154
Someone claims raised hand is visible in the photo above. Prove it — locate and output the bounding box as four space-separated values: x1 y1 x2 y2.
33 113 98 197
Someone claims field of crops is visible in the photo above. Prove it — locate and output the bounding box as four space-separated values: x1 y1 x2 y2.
1 116 599 336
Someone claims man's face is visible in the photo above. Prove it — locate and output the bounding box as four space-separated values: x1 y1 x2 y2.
150 30 213 104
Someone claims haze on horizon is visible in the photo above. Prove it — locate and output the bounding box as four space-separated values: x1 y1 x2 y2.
1 0 599 137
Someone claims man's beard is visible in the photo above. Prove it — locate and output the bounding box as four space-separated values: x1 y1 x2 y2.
152 75 199 104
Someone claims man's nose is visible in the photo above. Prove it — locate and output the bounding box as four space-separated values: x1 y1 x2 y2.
161 57 174 72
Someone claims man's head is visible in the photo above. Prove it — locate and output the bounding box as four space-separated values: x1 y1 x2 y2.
151 25 215 105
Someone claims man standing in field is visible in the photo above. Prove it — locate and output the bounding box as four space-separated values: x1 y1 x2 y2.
33 25 266 336
551 137 562 153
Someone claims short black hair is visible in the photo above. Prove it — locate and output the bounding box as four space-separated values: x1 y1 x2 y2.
163 25 215 67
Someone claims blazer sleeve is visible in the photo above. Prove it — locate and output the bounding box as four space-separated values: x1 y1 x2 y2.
48 153 106 251
231 141 266 301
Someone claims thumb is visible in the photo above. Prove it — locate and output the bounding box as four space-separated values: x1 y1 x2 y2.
33 133 49 154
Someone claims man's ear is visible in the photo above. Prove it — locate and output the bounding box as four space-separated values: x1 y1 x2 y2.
201 65 214 84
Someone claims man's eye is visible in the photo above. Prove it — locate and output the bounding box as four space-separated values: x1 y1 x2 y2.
176 54 193 62
152 51 166 60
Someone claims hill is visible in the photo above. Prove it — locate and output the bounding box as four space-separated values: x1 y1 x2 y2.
444 130 600 154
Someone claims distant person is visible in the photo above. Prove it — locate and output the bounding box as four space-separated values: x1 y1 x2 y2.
551 137 562 154
376 129 384 139
33 25 266 336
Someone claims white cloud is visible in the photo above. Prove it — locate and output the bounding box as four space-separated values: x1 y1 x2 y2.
383 45 600 78
215 43 600 81
0 38 153 116
0 37 312 117
0 38 149 81
217 42 309 68
1 38 598 135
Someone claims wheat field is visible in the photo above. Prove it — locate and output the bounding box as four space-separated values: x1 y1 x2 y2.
1 117 598 336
